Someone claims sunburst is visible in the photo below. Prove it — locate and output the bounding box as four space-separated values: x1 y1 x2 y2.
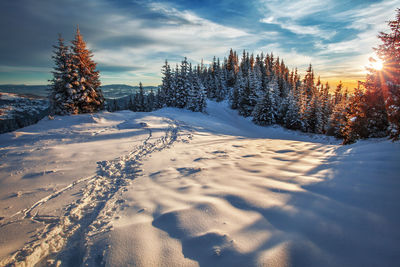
369 58 384 71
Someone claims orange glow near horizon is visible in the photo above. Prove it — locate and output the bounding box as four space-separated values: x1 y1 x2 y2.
322 78 360 92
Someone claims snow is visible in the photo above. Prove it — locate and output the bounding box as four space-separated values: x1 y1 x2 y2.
0 101 399 266
0 92 48 120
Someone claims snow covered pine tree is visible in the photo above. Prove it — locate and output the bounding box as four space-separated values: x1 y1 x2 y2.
49 34 73 115
49 27 104 115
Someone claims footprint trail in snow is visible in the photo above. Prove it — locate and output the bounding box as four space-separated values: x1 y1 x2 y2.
0 118 190 267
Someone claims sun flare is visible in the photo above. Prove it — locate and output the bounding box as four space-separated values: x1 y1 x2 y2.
370 58 383 70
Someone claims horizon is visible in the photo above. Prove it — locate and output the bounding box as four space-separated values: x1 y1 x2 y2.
0 0 398 90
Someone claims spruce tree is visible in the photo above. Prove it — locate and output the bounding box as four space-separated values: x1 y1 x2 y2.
238 73 257 117
283 91 303 130
342 86 368 144
68 27 104 114
155 88 165 109
376 8 400 140
187 64 207 112
252 80 277 126
321 82 331 133
135 82 146 112
227 48 237 87
303 64 315 100
230 70 244 109
161 60 173 107
334 81 343 105
49 34 73 115
175 58 189 108
328 97 348 138
186 63 198 112
309 93 324 133
147 89 155 112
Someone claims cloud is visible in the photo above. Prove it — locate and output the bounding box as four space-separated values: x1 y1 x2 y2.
259 0 337 39
90 1 266 83
260 0 333 20
313 0 399 79
0 0 268 85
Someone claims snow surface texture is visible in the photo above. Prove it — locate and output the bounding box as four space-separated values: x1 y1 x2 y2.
0 101 399 267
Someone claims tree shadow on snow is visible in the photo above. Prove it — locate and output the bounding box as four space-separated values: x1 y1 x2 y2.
152 141 400 267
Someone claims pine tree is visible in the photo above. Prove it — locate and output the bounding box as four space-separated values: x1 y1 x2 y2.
227 48 237 87
230 70 244 109
217 66 228 101
300 64 317 132
161 60 173 107
186 63 197 112
309 93 324 133
175 58 189 108
376 8 400 140
69 27 104 114
251 63 263 99
147 89 155 111
187 64 207 112
252 79 278 125
155 88 165 109
364 86 389 137
342 86 368 144
334 81 343 105
238 72 257 117
328 96 348 138
136 82 146 112
321 82 331 133
172 64 180 107
283 91 303 130
303 64 315 100
49 34 73 115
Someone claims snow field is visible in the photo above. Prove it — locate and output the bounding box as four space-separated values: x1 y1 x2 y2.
0 101 399 266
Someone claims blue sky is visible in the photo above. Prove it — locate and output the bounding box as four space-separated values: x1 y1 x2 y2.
0 0 398 88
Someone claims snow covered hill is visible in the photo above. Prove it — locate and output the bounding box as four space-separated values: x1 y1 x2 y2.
0 101 399 267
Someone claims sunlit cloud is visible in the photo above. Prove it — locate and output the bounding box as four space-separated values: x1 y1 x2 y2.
259 0 337 39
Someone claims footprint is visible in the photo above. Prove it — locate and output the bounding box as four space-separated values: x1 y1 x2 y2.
176 167 202 176
211 150 226 154
241 154 260 158
194 157 208 162
272 156 291 161
275 149 295 154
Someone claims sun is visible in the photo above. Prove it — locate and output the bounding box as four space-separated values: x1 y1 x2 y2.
369 58 384 70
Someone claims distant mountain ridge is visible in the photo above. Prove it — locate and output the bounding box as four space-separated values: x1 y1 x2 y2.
0 84 158 98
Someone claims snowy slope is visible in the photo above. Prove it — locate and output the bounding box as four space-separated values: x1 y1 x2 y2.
0 101 399 267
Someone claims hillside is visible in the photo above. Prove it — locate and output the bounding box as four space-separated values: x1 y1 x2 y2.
0 84 157 98
0 101 399 266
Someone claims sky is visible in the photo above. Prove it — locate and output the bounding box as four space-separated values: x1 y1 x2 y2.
0 0 399 88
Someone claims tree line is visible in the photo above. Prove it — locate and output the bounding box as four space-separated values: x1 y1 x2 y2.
49 9 400 144
158 9 400 144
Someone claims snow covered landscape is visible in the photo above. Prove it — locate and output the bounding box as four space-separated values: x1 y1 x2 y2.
1 1 400 266
0 101 399 266
0 93 49 134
